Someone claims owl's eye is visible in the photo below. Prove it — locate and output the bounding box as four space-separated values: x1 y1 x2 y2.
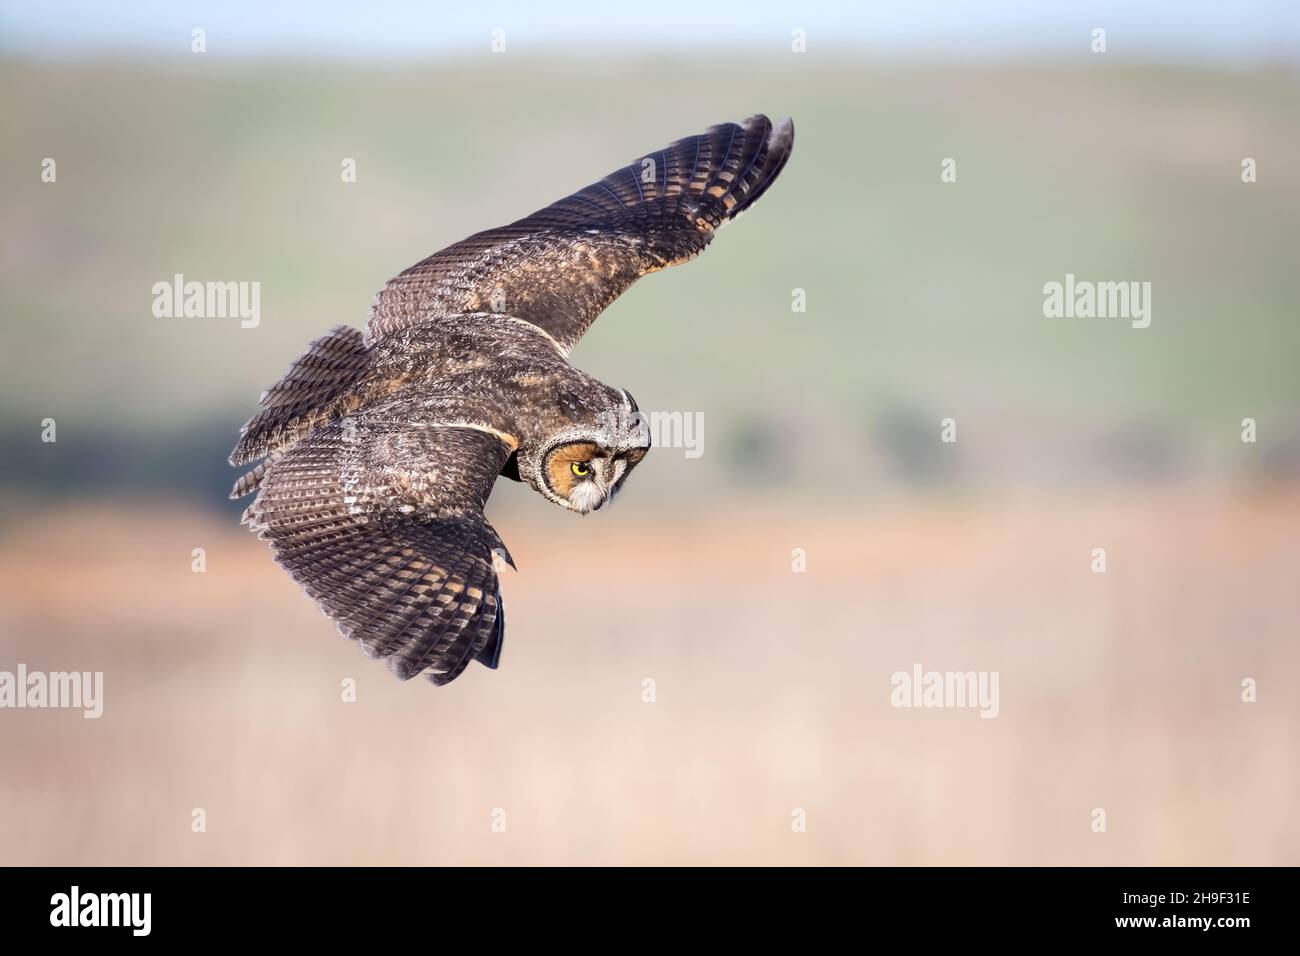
570 461 591 478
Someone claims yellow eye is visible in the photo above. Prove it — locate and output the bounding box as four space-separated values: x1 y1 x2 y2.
570 461 590 477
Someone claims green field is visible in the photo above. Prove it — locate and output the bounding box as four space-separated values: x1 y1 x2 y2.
2 57 1298 503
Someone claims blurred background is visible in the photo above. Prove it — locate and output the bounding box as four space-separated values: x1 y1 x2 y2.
1 1 1298 865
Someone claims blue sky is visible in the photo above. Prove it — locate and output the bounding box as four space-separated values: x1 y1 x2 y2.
2 0 1297 63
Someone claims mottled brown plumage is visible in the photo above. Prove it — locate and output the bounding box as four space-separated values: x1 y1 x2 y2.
231 114 794 685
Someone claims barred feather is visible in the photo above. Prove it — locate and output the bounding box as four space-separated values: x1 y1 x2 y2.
242 421 513 685
368 114 795 352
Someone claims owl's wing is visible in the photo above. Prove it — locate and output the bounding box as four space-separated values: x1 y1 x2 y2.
235 416 516 686
366 113 794 354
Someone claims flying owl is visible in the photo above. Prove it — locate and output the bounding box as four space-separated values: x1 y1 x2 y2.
230 113 795 686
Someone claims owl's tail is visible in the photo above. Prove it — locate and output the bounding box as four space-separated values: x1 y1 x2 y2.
228 324 371 492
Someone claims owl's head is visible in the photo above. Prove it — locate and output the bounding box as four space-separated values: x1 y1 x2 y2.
524 390 652 514
539 439 648 513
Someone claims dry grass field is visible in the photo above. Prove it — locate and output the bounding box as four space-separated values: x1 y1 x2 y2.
1 483 1296 865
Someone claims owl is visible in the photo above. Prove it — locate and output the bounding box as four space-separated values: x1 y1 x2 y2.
230 114 795 685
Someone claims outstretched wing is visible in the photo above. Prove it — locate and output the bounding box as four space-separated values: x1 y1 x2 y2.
367 113 794 354
234 417 516 686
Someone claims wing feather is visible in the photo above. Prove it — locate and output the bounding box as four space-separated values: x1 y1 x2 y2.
229 324 369 468
366 114 794 353
237 415 514 685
